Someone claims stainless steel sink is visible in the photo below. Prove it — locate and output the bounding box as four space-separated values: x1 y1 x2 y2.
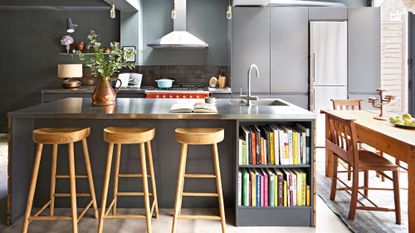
229 99 288 106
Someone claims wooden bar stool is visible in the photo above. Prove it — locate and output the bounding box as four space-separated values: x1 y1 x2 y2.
171 128 226 233
98 127 159 233
22 127 99 233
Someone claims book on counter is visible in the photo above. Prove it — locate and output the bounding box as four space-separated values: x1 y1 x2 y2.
238 124 311 166
238 168 310 207
169 102 217 113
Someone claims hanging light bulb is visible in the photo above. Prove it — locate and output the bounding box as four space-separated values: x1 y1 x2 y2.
110 0 116 19
171 1 176 20
226 1 232 20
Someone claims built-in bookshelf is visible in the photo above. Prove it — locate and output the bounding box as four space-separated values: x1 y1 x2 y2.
235 120 315 227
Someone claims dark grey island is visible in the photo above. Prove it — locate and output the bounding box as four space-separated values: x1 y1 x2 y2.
7 98 315 227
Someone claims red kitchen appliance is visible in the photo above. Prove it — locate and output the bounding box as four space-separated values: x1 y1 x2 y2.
145 85 209 99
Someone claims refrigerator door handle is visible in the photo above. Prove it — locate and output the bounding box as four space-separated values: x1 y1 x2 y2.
310 53 316 87
310 88 316 112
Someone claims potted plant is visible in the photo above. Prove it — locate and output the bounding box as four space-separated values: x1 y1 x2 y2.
79 30 136 106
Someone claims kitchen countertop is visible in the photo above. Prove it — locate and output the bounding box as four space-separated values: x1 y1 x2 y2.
9 97 315 120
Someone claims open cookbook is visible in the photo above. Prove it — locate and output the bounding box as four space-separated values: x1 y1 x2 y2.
170 102 218 113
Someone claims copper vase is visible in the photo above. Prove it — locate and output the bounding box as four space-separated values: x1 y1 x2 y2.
91 77 121 106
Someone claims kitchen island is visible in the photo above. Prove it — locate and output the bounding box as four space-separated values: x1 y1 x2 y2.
7 98 315 227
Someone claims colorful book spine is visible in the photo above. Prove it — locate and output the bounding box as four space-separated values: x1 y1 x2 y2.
267 168 275 207
263 169 269 207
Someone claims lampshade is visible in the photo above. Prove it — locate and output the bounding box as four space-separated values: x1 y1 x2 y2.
57 64 83 78
66 17 78 33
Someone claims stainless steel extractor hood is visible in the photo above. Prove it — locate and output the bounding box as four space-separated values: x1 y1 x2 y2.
147 0 208 49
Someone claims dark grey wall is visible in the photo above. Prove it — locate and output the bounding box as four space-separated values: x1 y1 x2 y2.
142 0 229 66
0 1 119 131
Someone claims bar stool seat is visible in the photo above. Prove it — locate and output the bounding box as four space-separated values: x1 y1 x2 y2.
175 128 224 145
172 128 226 233
98 127 159 233
23 127 98 233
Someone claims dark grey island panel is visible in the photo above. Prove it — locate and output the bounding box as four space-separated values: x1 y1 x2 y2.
8 98 315 227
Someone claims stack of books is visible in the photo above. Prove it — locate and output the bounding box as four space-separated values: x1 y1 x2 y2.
238 168 310 207
238 124 310 165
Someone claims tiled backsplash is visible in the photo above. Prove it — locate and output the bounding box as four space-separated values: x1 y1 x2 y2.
129 65 229 87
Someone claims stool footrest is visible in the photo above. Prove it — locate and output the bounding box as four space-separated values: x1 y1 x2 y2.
104 214 147 219
182 192 219 197
29 216 72 221
55 175 88 179
117 192 153 197
118 173 150 178
54 193 91 197
177 215 222 220
184 173 216 179
33 200 52 217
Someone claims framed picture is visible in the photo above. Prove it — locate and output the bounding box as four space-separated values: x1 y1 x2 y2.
122 46 136 62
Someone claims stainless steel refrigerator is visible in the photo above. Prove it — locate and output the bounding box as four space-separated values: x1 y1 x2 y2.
309 21 348 147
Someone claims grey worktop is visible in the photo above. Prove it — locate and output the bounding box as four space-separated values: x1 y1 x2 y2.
9 98 315 120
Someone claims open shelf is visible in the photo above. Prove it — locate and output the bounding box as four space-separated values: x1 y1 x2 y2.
238 164 311 169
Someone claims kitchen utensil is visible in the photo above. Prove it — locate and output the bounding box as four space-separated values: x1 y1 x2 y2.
218 75 226 88
155 79 174 88
209 77 218 87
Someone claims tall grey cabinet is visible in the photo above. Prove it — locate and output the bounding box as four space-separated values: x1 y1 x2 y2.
231 7 270 95
270 8 309 104
348 8 381 100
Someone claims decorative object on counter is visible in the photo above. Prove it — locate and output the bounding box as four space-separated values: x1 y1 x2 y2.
66 17 78 33
171 0 176 19
110 0 116 19
60 35 74 53
112 41 120 49
103 48 111 54
389 113 415 129
368 88 395 121
218 74 226 88
57 64 83 89
118 73 143 88
86 30 101 53
155 78 174 88
209 76 218 87
226 0 232 20
74 41 85 52
205 96 216 104
78 31 135 106
122 46 136 62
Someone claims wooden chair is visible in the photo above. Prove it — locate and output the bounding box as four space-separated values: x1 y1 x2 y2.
331 99 363 180
171 128 226 233
22 127 99 233
325 112 401 223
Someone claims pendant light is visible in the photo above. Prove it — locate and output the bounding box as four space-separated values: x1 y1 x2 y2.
226 0 232 20
110 0 116 19
171 0 177 20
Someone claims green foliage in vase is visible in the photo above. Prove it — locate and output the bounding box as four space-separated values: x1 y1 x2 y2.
78 31 136 79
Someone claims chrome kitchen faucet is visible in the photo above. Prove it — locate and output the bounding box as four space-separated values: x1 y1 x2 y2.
241 64 260 106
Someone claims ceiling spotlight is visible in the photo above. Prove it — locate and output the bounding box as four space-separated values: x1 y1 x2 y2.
226 0 232 20
66 17 78 33
110 0 116 19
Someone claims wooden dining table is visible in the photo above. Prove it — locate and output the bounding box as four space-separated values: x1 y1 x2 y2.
321 109 415 233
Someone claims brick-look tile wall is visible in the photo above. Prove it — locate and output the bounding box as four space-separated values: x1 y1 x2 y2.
380 0 407 113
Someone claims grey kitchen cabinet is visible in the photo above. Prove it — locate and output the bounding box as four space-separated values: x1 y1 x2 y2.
348 7 381 94
308 7 348 20
270 7 308 94
231 7 270 95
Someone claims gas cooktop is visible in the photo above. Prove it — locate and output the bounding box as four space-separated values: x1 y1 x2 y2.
144 84 208 92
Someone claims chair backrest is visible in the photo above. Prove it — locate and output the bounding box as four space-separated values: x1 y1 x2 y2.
331 99 363 110
325 112 359 167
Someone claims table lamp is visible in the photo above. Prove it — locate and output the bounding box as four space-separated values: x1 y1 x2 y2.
57 64 83 89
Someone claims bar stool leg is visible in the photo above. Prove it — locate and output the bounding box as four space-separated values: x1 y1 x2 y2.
68 142 79 233
22 144 43 233
97 143 114 233
171 144 188 233
146 141 159 218
112 144 122 215
212 143 226 233
140 143 152 233
82 138 99 219
50 144 58 216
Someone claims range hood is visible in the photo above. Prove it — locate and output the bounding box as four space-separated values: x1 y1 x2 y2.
147 0 208 49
